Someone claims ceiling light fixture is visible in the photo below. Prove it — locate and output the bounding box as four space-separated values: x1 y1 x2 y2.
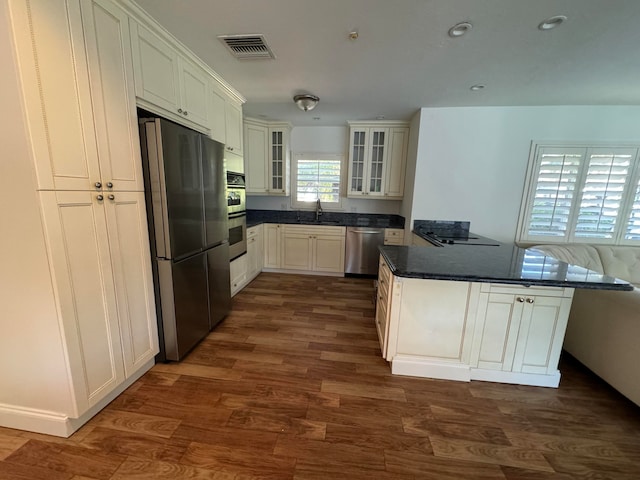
470 84 485 91
448 22 472 38
538 15 567 30
349 31 359 40
293 94 319 112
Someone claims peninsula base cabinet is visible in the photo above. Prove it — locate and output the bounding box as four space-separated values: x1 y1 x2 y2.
379 256 574 388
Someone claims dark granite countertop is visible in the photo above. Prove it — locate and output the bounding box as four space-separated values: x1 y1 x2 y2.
246 210 405 229
379 245 633 291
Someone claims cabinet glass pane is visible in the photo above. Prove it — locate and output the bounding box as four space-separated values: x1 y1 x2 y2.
271 130 284 191
369 131 385 193
351 131 366 192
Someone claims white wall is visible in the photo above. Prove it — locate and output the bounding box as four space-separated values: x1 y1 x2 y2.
0 2 72 414
246 126 402 215
410 106 640 243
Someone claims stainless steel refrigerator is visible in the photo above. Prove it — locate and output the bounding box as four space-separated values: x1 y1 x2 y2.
139 117 231 361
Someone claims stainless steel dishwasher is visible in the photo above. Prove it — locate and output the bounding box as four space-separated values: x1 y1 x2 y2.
345 227 385 275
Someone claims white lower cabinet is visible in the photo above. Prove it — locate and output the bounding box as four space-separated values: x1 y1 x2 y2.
281 225 345 274
264 224 283 269
246 224 263 281
39 191 158 431
380 255 574 387
230 253 248 297
470 284 573 377
230 225 263 296
384 228 405 245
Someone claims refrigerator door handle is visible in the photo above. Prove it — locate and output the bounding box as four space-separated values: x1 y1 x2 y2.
145 120 172 258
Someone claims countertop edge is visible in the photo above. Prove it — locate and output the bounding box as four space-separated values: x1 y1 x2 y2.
378 246 634 292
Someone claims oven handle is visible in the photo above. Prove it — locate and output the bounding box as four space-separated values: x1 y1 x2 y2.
228 211 247 219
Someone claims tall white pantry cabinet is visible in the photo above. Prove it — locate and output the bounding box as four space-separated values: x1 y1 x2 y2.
0 0 158 437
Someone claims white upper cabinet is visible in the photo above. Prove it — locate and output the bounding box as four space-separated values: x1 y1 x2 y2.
208 80 227 144
347 121 409 199
225 99 244 155
80 0 144 192
10 0 100 191
244 118 291 195
130 20 209 131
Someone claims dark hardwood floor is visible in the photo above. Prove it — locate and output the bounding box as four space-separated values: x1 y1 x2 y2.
1 273 639 479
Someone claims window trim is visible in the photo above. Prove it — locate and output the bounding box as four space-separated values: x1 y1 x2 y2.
517 141 640 246
290 152 344 210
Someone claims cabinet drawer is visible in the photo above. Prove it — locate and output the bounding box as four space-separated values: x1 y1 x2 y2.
384 229 404 245
283 224 346 236
247 225 261 239
484 283 573 298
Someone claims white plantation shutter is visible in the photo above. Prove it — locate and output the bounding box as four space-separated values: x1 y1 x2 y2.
624 179 640 241
574 149 634 240
526 148 583 238
520 144 640 244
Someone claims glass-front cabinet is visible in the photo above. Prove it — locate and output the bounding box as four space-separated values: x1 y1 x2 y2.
347 121 409 199
244 117 291 195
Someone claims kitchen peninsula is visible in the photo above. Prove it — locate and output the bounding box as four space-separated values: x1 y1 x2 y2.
376 243 632 388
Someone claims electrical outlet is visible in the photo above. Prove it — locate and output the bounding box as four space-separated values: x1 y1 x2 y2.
350 206 357 212
281 203 287 210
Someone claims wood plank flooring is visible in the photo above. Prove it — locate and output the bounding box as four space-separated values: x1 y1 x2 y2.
1 272 639 479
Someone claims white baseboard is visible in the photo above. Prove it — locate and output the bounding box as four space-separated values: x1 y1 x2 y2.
471 368 561 388
391 356 471 382
0 358 154 437
262 268 344 277
389 356 561 388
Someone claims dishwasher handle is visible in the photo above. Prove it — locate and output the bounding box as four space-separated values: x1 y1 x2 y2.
349 229 384 234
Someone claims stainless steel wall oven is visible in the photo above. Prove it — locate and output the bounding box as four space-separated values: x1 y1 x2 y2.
227 171 247 260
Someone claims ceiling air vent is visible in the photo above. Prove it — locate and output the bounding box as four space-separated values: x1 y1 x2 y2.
218 34 275 60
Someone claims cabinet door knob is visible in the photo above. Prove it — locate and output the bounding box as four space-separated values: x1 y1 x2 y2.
95 182 102 189
108 194 115 200
106 182 113 188
178 108 183 114
516 297 525 303
183 111 188 116
96 194 104 201
526 298 534 304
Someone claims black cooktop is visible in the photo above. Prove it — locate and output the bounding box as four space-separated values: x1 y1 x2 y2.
413 220 501 246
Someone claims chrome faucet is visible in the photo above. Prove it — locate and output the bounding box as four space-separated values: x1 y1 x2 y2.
315 198 323 222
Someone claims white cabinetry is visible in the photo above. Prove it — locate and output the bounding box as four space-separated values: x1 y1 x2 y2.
230 224 263 296
40 191 157 408
281 225 346 273
230 253 248 297
264 223 283 268
4 0 158 437
244 118 291 195
130 20 209 130
247 224 263 280
225 100 244 156
471 284 573 380
380 254 574 388
384 228 405 245
347 121 409 199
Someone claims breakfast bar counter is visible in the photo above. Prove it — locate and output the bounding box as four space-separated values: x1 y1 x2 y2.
375 244 631 389
379 244 633 291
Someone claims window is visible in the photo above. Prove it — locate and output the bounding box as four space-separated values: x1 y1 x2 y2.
291 153 342 208
519 143 640 245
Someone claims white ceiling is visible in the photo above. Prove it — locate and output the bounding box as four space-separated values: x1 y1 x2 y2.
134 0 640 126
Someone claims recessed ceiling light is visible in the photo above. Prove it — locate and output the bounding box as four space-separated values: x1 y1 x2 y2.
376 115 385 120
538 15 567 30
312 117 321 121
349 31 359 40
448 22 472 38
470 84 485 91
